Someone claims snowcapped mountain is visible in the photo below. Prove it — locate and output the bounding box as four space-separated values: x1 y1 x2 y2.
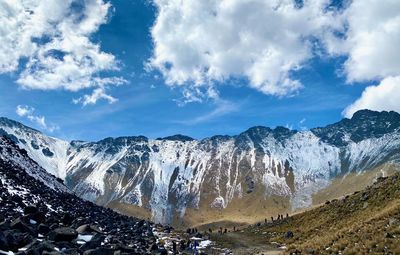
1 110 400 225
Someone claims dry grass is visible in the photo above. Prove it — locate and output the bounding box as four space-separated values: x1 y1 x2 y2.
237 171 400 254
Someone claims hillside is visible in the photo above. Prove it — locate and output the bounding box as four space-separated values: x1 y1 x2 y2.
210 169 400 254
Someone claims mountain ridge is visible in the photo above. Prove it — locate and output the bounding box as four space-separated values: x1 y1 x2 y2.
1 109 400 226
2 109 400 144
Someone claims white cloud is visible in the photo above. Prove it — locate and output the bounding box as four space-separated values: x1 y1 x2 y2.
343 76 400 118
149 0 400 116
325 0 400 83
0 0 125 104
16 105 59 132
149 0 338 99
16 105 34 117
322 0 400 116
73 87 118 106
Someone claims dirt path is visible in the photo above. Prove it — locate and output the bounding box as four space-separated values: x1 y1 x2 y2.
206 231 284 255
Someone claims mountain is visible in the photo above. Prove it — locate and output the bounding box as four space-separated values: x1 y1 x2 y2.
1 109 400 226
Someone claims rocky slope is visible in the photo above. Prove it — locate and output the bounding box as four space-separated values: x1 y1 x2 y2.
0 136 186 254
1 110 400 225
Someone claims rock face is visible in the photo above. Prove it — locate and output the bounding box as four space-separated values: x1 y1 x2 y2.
1 109 400 224
0 136 174 254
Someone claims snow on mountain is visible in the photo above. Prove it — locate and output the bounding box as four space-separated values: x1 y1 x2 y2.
1 110 400 224
0 117 69 179
0 136 69 193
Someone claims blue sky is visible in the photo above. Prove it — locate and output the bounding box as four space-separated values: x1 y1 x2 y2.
1 0 399 141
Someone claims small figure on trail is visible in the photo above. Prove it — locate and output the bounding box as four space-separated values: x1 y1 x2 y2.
264 218 267 223
271 216 274 222
180 240 186 251
172 241 177 254
286 213 289 218
285 231 294 238
209 228 212 233
224 228 227 234
233 226 236 232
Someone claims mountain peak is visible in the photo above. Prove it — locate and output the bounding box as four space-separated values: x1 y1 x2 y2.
351 109 400 122
312 109 400 146
0 117 41 135
157 134 195 142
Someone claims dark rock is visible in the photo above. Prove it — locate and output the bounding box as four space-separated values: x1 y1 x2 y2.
0 231 9 251
38 224 50 234
24 205 38 215
76 224 102 234
79 233 104 251
48 227 78 242
10 218 33 234
83 247 115 255
62 213 73 225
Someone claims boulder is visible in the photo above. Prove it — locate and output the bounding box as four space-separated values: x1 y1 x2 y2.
48 227 78 242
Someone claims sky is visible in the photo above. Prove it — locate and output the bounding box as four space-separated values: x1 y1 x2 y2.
0 0 399 141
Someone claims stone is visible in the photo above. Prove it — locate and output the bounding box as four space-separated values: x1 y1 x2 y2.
48 227 78 242
83 247 115 255
38 224 50 234
24 205 38 215
10 218 33 234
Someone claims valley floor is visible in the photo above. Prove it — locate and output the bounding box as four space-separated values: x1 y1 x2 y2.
205 231 284 254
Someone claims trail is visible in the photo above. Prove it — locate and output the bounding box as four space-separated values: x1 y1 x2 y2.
207 231 284 255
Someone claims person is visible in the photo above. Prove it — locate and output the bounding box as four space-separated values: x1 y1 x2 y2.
172 241 177 254
233 226 236 232
224 228 227 234
209 228 212 233
286 213 289 218
180 240 186 251
271 216 274 222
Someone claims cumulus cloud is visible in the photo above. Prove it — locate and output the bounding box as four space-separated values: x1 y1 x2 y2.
149 0 338 99
325 0 400 83
323 0 400 116
0 0 125 104
16 105 59 132
343 76 400 118
149 0 400 115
